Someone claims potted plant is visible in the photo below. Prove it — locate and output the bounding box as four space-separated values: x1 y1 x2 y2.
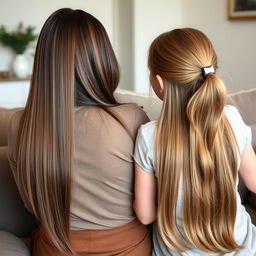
0 23 37 78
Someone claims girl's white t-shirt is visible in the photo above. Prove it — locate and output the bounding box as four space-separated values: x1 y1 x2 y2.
134 105 256 256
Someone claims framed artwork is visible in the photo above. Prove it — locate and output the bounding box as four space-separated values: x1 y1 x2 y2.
228 0 256 20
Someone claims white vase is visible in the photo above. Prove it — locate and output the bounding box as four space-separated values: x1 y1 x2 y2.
12 54 30 78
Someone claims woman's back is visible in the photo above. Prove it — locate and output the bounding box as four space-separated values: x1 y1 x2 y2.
7 8 152 255
9 103 151 255
9 103 148 230
71 104 148 229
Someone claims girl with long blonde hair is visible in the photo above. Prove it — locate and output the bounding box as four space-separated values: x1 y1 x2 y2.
134 28 256 255
8 8 151 256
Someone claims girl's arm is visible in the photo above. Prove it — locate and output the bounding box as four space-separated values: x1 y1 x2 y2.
133 162 157 225
239 145 256 193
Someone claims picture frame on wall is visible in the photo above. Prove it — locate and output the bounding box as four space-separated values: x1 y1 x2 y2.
228 0 256 19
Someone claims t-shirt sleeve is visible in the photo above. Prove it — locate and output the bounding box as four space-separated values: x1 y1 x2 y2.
133 126 154 173
134 105 150 130
225 105 252 152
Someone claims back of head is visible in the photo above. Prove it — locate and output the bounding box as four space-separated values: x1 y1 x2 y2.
15 8 119 253
149 28 241 253
32 8 119 106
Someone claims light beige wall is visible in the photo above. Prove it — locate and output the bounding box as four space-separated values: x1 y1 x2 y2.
113 0 182 92
0 0 114 71
1 1 255 93
181 0 256 91
133 0 182 93
113 0 134 90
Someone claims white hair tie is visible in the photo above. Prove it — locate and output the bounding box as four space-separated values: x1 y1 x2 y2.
202 65 215 77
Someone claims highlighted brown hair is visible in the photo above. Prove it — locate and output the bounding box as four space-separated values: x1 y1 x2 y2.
148 28 241 253
15 8 121 252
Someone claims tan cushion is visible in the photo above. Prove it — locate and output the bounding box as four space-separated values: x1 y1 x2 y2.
114 89 162 120
0 108 21 147
0 231 30 256
227 90 256 222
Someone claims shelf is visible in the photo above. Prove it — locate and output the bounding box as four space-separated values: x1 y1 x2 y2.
0 77 31 82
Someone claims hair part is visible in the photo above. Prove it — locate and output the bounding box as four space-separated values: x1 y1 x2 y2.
149 28 241 253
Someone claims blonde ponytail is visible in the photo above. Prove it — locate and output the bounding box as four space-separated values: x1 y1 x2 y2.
149 28 242 253
184 74 240 252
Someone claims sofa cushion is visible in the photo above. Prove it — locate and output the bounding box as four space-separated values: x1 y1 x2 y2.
114 89 162 120
0 231 30 256
228 89 256 125
0 108 21 146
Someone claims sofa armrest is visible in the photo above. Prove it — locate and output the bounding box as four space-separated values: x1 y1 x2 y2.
0 147 37 237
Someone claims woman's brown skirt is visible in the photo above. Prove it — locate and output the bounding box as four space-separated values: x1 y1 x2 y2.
32 219 152 256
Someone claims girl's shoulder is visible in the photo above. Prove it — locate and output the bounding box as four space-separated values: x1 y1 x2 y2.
224 104 241 119
139 120 158 137
224 105 251 152
224 104 248 131
136 120 158 150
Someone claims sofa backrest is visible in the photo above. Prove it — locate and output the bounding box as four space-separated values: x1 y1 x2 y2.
228 89 256 150
228 89 256 125
114 89 162 120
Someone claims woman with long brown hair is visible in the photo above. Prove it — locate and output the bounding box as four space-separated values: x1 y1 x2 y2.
134 28 256 255
8 8 151 255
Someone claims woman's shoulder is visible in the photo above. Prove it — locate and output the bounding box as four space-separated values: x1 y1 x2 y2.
109 103 149 138
112 103 149 125
112 103 145 115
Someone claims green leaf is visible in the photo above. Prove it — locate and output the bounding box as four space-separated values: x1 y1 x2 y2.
0 22 38 54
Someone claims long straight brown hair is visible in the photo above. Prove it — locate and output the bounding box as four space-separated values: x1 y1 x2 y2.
148 28 242 253
14 8 123 252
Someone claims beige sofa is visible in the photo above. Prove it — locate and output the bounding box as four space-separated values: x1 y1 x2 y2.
0 89 256 253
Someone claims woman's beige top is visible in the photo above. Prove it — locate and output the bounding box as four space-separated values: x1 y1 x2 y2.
8 104 149 230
